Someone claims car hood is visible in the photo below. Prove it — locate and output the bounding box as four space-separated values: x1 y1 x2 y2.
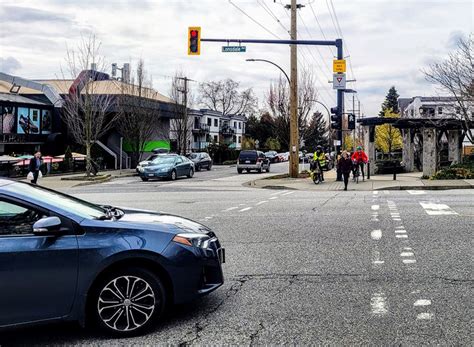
118 209 211 234
145 164 173 170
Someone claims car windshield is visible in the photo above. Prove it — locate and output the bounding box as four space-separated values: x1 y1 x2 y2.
189 153 198 159
151 156 176 165
145 154 159 162
9 182 105 219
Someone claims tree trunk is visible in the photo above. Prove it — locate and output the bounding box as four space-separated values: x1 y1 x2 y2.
86 143 92 177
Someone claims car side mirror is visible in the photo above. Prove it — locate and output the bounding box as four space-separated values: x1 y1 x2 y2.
33 216 62 235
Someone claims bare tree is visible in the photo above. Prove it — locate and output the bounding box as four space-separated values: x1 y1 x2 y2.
266 69 318 150
199 78 257 116
424 35 474 143
117 59 161 166
169 72 193 155
61 34 118 176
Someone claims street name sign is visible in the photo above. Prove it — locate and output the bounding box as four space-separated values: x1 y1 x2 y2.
333 73 346 90
333 59 346 73
222 46 247 52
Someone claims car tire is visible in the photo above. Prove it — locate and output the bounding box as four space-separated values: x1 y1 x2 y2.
90 267 166 337
237 168 243 174
187 168 194 178
141 177 149 182
266 165 270 173
257 166 262 173
207 164 212 171
170 170 177 181
246 169 251 173
195 164 201 172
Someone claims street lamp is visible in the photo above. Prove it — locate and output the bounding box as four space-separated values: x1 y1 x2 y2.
246 59 290 85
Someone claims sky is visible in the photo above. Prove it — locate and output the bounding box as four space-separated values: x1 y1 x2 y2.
0 0 473 117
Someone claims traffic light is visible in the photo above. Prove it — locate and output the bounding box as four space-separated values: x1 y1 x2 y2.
188 27 201 55
348 113 355 130
330 106 342 130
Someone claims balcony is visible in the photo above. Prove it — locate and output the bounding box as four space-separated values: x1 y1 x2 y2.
192 123 210 134
219 125 235 136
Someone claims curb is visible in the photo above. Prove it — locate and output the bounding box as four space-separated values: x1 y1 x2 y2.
376 185 474 191
73 175 112 187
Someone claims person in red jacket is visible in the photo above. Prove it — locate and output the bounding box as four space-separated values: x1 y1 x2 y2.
351 146 368 181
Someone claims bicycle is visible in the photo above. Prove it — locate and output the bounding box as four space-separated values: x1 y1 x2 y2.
309 160 323 185
352 160 360 184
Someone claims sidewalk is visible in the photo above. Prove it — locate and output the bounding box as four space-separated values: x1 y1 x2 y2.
250 169 474 191
19 169 137 190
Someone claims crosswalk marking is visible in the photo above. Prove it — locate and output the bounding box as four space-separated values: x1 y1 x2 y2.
419 202 458 215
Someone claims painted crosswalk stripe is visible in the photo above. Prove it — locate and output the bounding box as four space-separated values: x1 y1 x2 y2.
239 207 252 212
419 202 458 215
371 292 388 315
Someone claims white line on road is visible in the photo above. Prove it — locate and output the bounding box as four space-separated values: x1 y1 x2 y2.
269 197 278 200
407 190 427 195
419 202 458 215
239 207 252 212
256 201 269 206
384 190 390 195
373 191 379 195
400 252 415 257
372 250 384 265
371 229 382 240
414 299 431 306
417 312 434 320
371 293 388 315
403 247 413 250
222 207 239 212
281 191 295 196
396 235 408 239
371 205 380 211
395 230 407 234
403 259 416 264
270 190 287 196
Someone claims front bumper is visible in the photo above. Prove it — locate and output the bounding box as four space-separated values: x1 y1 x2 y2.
162 236 225 304
139 170 170 178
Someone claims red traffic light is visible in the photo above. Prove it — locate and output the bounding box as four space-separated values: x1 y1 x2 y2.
190 30 198 38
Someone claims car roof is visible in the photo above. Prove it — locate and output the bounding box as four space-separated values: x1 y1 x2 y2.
0 178 15 187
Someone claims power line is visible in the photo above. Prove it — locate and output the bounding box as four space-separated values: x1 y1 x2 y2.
228 0 281 39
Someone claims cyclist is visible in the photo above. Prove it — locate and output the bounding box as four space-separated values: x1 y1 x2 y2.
351 146 368 181
313 146 327 181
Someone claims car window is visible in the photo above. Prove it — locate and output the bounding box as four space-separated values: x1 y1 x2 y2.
146 155 159 161
6 182 105 220
189 153 198 159
151 157 176 165
0 200 43 236
176 157 183 164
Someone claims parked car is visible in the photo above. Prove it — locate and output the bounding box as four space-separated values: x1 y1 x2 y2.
264 151 279 163
237 150 270 173
277 152 289 162
138 155 194 181
187 152 213 171
0 179 225 336
136 154 160 173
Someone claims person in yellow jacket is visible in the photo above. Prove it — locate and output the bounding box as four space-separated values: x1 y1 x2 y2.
313 146 326 181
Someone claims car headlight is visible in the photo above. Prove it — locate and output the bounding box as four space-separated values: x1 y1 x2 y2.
160 167 169 172
138 166 144 172
173 233 211 249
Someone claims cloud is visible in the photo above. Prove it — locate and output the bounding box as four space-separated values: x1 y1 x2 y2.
0 5 72 24
446 30 467 49
0 57 22 74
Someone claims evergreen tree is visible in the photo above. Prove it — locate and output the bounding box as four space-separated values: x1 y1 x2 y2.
304 111 329 151
379 86 400 116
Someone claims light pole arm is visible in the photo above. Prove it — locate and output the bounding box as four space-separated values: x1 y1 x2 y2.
246 59 290 85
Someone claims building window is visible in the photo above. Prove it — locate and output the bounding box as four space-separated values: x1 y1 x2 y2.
206 134 211 142
233 135 236 142
238 122 241 129
233 121 237 128
214 119 218 127
410 109 414 117
193 135 198 142
214 135 218 142
207 118 212 126
238 136 241 144
438 107 443 114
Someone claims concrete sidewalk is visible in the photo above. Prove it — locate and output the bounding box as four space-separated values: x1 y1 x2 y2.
250 169 474 191
18 169 137 189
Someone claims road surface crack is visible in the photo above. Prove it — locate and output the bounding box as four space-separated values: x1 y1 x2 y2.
249 321 265 346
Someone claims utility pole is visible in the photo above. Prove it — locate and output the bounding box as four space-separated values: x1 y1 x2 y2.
177 76 190 155
289 0 299 178
353 93 356 151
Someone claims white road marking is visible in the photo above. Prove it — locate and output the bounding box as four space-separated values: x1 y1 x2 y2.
256 201 269 206
396 226 405 229
414 299 431 306
223 206 239 212
396 235 408 239
407 190 426 195
371 293 388 315
417 312 434 320
400 252 414 257
373 191 379 195
419 202 458 216
371 229 382 240
411 290 421 294
269 197 278 200
383 190 390 195
393 218 402 221
395 230 407 234
205 216 213 220
239 207 252 212
372 250 384 265
371 205 380 211
403 247 413 250
281 191 295 196
403 259 416 264
270 190 287 196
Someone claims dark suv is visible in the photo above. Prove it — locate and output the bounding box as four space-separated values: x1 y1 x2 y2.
237 150 270 174
188 152 212 171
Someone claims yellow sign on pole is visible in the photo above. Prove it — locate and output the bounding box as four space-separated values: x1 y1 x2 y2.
333 59 346 73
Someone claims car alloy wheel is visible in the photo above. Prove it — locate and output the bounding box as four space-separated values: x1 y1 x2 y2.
170 170 177 181
92 268 166 336
207 164 212 171
196 164 201 172
187 168 194 178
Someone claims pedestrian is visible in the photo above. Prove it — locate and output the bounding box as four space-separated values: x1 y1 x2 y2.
338 150 353 191
27 151 43 184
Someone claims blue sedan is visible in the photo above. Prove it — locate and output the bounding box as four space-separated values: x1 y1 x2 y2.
0 179 224 336
138 155 195 181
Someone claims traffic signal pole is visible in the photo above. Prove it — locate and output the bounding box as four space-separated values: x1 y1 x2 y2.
199 37 343 178
335 39 344 152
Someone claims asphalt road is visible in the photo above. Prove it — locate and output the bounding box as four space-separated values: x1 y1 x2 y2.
1 163 472 345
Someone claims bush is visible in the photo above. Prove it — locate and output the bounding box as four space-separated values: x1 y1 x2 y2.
431 165 474 180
